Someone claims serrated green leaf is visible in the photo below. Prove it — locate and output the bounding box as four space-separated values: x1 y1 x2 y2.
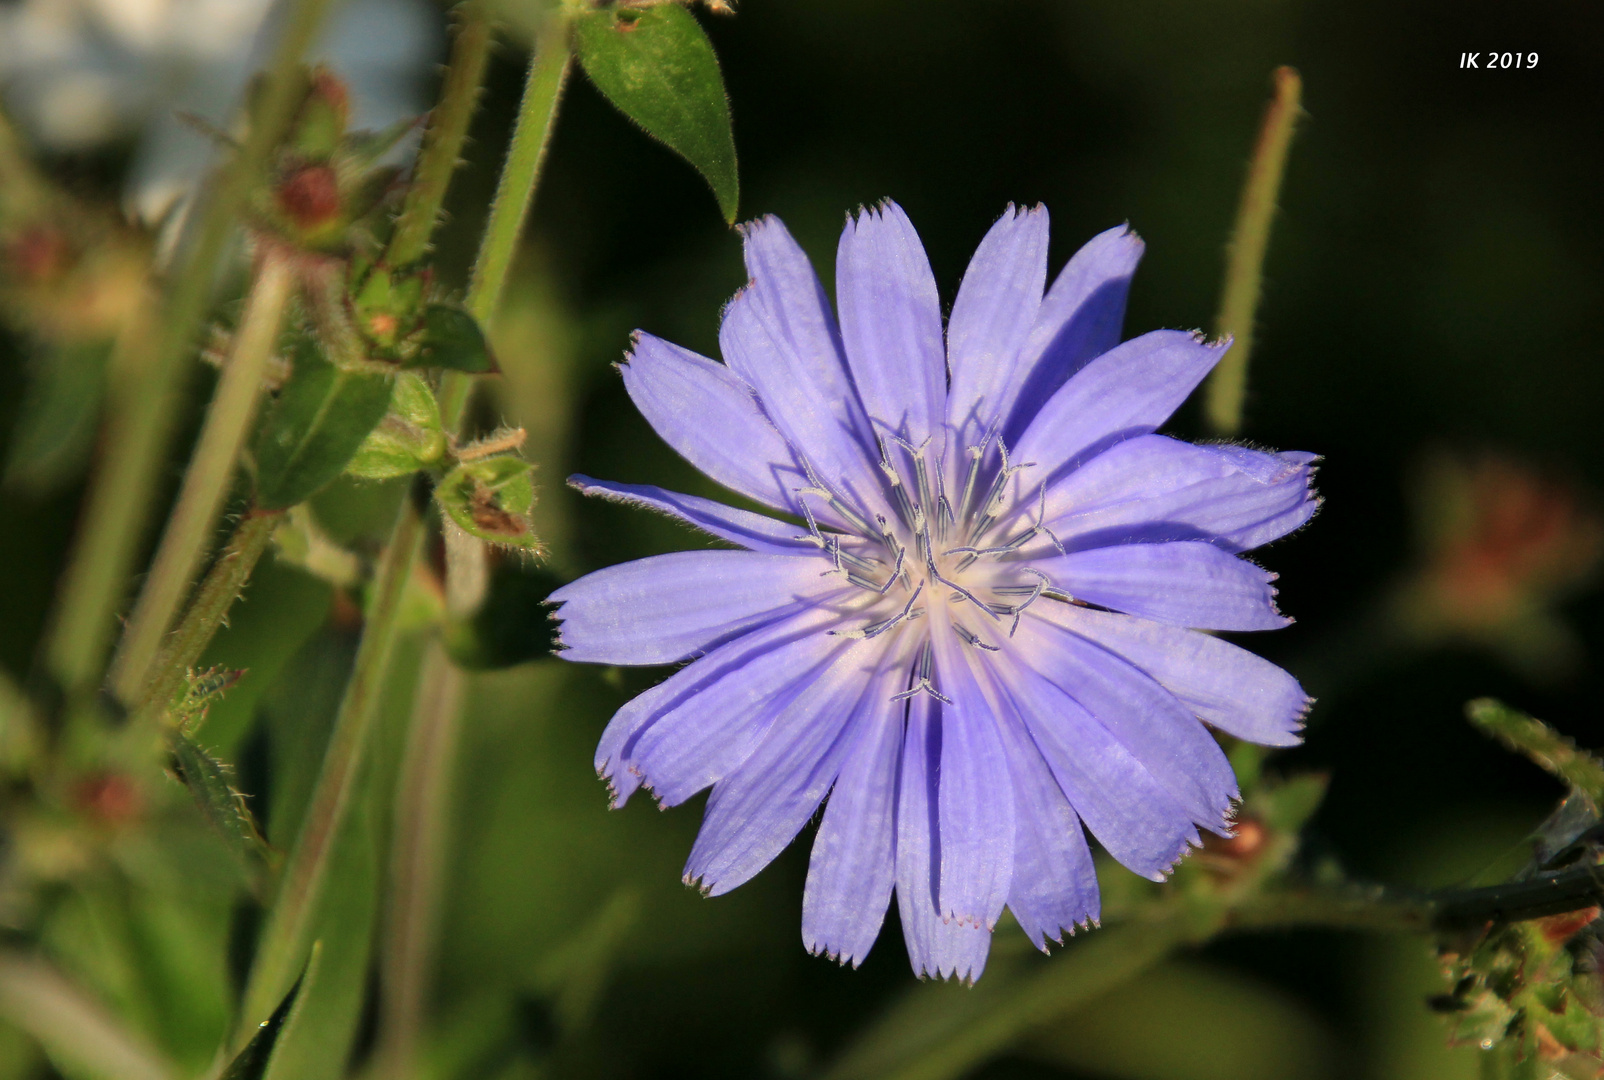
222 952 313 1080
435 456 539 549
575 4 739 222
254 337 394 509
167 728 272 867
411 303 496 374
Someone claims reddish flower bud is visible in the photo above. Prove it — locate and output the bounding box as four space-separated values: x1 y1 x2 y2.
276 164 343 232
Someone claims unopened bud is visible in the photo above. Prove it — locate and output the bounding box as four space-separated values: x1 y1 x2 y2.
276 164 342 233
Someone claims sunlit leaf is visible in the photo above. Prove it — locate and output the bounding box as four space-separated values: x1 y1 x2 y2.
254 335 393 510
575 3 739 223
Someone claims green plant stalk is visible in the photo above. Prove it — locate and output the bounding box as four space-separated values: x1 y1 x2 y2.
108 252 295 705
131 508 285 722
1466 698 1604 807
373 640 466 1078
463 25 574 334
1203 65 1303 437
0 952 180 1080
44 0 335 697
385 0 494 268
236 13 573 1045
236 498 424 1037
366 32 576 1066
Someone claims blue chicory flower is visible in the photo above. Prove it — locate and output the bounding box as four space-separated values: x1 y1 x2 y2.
551 201 1317 982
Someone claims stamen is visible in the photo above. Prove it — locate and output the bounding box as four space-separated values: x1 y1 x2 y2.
954 623 1001 652
892 640 952 703
833 582 925 640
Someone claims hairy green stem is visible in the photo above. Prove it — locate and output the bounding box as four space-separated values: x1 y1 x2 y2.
108 252 295 705
1203 65 1303 437
464 25 573 333
1466 698 1604 806
386 1 495 268
44 0 335 697
238 11 570 1046
131 508 285 723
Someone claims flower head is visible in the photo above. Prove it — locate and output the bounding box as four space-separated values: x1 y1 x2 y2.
552 201 1318 982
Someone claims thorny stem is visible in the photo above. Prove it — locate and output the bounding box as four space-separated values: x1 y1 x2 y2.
385 0 495 269
238 11 572 1050
107 252 295 705
44 0 336 698
1202 65 1303 437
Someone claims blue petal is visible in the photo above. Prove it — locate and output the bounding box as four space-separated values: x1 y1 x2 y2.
1011 615 1237 833
1032 540 1289 631
1029 604 1309 747
895 693 993 982
836 201 947 446
1033 435 1318 554
619 332 809 515
932 623 1014 930
985 654 1199 880
1011 330 1227 486
684 646 900 896
947 204 1049 447
551 550 836 665
802 689 903 967
724 218 886 511
568 475 819 555
1003 224 1145 442
593 605 846 808
994 701 1099 949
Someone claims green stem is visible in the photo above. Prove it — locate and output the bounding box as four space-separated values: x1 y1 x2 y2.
368 32 575 1068
108 251 295 705
385 1 495 269
1465 699 1604 807
0 952 180 1080
237 13 573 1045
464 24 573 331
130 508 285 723
373 640 466 1078
1202 65 1303 437
236 498 424 1037
44 0 334 697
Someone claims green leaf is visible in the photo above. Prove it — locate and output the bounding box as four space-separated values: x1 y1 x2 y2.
345 372 447 479
167 727 273 868
435 456 540 549
412 303 497 374
575 4 739 223
221 952 312 1080
254 336 394 509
